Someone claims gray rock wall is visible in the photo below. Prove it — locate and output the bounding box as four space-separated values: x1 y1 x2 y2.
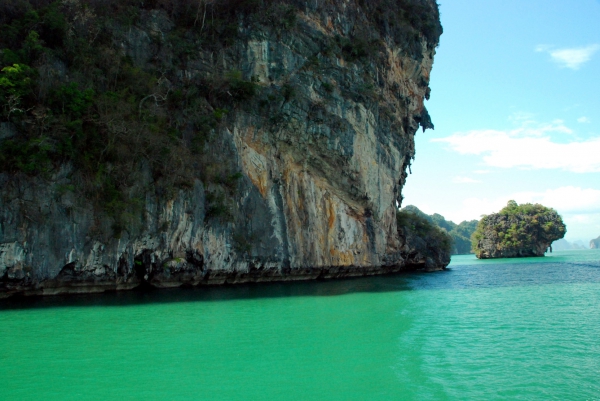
0 1 444 297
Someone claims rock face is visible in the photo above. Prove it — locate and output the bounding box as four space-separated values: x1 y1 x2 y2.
401 205 478 255
472 201 566 259
396 210 452 270
591 236 600 249
0 0 444 297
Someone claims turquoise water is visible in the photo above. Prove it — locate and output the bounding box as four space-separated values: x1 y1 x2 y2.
2 250 600 400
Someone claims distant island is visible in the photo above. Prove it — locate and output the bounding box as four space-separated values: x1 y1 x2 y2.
591 236 600 249
552 238 588 251
472 201 566 259
400 206 478 255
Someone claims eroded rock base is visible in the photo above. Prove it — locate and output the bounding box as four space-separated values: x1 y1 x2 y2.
1 261 444 299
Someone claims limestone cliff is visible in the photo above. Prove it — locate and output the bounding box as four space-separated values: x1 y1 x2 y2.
0 0 443 297
591 236 600 249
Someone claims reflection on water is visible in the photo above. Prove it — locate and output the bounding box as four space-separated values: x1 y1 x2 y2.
0 274 415 311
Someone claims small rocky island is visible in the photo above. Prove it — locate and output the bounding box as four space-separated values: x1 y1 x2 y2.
591 236 600 249
472 201 566 259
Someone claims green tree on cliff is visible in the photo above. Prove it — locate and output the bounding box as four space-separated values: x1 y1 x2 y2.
401 205 478 254
397 209 453 253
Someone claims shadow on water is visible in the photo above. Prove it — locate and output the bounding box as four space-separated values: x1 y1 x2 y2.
0 271 424 311
2 250 599 311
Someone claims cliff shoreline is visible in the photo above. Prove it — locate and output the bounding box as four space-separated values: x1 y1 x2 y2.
1 263 440 299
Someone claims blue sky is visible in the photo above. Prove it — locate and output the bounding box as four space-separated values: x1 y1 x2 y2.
402 0 600 243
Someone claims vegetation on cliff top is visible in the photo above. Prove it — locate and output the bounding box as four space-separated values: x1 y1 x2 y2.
401 205 478 254
396 208 452 254
0 0 441 236
472 201 566 259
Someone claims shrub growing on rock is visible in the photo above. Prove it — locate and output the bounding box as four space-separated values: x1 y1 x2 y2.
397 209 450 250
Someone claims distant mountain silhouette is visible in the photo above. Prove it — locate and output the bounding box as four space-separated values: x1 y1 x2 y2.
552 238 588 251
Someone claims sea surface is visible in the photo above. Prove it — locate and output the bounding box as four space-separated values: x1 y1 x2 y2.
2 250 600 400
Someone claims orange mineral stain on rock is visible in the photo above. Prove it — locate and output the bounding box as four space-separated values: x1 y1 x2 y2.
326 16 334 30
248 174 268 197
327 199 336 230
240 143 269 198
329 249 354 266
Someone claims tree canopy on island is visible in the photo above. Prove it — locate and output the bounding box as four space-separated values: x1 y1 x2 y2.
401 205 478 254
396 208 453 254
471 201 566 259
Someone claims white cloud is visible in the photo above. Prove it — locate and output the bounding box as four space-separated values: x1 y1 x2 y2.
511 187 600 214
459 197 507 220
442 187 600 240
509 111 536 124
452 176 480 184
433 120 600 173
577 116 591 123
536 44 600 70
535 44 552 52
564 212 600 242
